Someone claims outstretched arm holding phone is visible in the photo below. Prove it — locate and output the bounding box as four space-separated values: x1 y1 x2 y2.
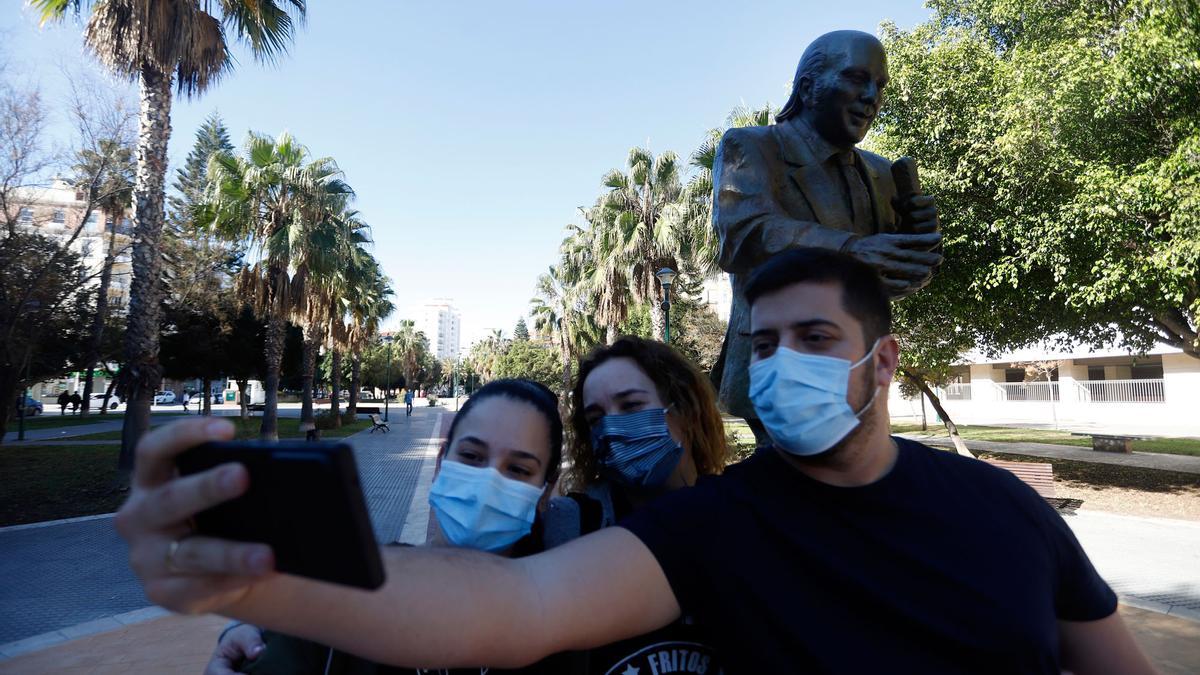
116 418 680 669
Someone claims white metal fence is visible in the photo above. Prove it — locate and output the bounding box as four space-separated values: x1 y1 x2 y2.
1075 379 1166 403
941 383 972 400
994 381 1061 401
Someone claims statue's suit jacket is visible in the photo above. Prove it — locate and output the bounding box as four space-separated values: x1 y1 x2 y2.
712 118 901 419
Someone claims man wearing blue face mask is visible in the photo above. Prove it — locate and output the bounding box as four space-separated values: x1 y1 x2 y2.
124 251 1154 675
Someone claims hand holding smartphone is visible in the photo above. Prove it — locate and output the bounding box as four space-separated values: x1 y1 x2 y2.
176 441 385 590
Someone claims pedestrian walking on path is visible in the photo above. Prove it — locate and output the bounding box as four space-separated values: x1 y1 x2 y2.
68 392 81 415
56 391 69 415
404 389 414 418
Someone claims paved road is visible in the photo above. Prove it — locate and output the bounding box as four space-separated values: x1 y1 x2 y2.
1067 510 1200 621
0 408 444 648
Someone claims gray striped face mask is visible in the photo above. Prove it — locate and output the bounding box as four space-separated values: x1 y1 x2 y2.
591 407 684 488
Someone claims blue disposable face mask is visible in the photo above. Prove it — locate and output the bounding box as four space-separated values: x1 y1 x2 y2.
428 460 544 552
748 339 881 457
590 407 684 488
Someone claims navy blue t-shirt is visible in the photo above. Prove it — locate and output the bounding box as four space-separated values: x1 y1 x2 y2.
620 437 1116 674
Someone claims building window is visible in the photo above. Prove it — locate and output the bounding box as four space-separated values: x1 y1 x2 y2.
1130 363 1164 380
18 207 33 223
1087 366 1105 381
52 209 66 224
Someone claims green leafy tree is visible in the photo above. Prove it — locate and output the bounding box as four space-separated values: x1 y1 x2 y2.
34 0 308 466
493 339 563 391
874 0 1200 364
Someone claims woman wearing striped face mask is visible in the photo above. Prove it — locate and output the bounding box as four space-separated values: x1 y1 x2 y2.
541 336 730 675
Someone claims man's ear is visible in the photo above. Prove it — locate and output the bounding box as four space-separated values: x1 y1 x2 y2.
798 75 816 109
875 335 900 389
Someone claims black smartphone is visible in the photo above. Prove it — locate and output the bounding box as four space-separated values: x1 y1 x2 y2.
176 441 385 590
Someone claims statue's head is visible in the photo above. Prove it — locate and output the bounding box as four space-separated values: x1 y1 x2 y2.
776 30 888 149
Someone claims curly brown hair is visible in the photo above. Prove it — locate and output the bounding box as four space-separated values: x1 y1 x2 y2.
564 336 728 491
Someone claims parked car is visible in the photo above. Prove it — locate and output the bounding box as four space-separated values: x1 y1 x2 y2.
153 390 176 405
359 389 373 400
90 392 122 410
14 395 42 417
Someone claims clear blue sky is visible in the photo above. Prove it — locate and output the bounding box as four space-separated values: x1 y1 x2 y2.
6 1 932 347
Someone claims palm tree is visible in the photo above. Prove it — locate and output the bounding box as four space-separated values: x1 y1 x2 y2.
202 131 352 439
346 260 393 415
592 147 685 341
391 320 429 392
34 0 307 469
531 263 602 392
299 205 373 428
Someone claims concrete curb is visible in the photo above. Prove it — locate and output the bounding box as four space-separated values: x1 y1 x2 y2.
0 606 168 661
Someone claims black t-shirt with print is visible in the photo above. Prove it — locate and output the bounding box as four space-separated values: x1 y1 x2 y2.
548 487 724 675
620 437 1117 674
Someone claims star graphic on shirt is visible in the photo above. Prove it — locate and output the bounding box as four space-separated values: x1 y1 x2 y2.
621 666 640 675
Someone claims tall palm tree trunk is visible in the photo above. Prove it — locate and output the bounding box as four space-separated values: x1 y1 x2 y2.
300 326 318 428
348 353 360 415
605 325 618 345
119 66 173 473
201 375 212 416
81 216 118 417
330 349 342 428
650 299 667 343
260 313 285 440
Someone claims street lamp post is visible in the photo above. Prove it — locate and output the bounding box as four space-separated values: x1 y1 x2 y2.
656 267 676 344
453 362 459 411
383 336 393 422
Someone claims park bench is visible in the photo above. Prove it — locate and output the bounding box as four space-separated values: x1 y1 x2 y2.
983 459 1083 514
369 414 390 434
1069 433 1150 454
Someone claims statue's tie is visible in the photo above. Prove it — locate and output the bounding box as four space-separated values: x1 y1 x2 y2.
840 155 874 232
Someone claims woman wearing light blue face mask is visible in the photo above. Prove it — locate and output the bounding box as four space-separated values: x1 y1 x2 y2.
540 336 728 675
207 379 565 675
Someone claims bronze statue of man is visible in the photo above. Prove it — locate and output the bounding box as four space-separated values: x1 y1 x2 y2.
713 30 942 437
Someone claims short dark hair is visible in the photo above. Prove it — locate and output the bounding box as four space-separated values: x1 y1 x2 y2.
445 378 563 484
743 247 892 344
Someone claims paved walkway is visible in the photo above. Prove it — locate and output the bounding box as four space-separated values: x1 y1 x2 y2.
902 434 1200 474
0 407 447 662
1067 510 1200 621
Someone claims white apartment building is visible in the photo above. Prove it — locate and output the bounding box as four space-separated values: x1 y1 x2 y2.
414 299 462 361
889 343 1200 437
701 272 734 324
13 177 134 311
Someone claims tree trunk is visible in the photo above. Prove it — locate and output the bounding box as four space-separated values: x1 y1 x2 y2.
330 349 342 428
919 392 927 431
650 299 666 343
560 340 571 394
605 324 618 345
100 375 118 415
300 327 318 428
236 379 249 420
81 217 118 418
900 368 972 457
260 313 284 440
119 65 173 475
0 364 19 444
201 375 212 416
348 353 360 415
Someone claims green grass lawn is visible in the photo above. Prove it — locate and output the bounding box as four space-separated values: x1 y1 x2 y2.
68 416 373 441
0 444 124 526
891 423 1200 457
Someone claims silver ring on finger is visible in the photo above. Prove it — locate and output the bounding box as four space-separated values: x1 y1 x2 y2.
165 537 188 573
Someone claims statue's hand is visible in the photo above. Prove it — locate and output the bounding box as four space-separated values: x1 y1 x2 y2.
845 233 943 294
895 194 939 236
